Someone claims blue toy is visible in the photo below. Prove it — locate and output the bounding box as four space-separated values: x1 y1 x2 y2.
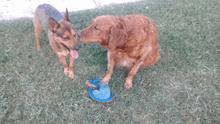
86 78 114 103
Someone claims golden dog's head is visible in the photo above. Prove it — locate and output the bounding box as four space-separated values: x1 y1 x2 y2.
49 9 79 58
79 15 128 49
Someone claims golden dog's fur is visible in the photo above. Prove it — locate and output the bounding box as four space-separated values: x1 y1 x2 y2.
79 14 160 89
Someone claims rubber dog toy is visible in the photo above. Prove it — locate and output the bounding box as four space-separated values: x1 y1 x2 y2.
86 78 114 103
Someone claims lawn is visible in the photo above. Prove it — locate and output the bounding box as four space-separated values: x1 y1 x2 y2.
0 0 220 123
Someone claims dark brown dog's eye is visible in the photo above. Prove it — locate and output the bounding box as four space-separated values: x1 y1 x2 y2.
57 33 62 37
63 37 69 40
94 26 98 30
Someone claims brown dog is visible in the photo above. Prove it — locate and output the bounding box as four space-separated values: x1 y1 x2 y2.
33 4 79 78
79 14 160 89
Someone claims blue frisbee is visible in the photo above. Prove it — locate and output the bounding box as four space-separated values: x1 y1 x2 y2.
86 78 114 103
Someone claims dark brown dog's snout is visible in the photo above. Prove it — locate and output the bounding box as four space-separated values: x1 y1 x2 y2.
75 45 80 50
74 40 80 50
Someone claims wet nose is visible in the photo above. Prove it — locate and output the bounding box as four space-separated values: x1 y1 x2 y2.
74 41 80 50
75 45 80 50
77 32 81 38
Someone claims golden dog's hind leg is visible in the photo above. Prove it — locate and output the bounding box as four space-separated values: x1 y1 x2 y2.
33 15 43 51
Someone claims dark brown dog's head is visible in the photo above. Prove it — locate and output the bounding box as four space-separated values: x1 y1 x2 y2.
49 9 79 58
78 15 127 49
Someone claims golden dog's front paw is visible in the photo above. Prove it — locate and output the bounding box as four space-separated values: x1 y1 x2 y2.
124 80 133 89
69 71 74 79
101 77 110 85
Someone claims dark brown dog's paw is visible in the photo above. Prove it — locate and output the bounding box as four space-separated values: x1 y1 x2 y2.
64 69 69 75
69 72 74 79
37 46 41 51
124 80 133 89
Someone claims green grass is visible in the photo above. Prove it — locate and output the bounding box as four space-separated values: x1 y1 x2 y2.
1 0 220 123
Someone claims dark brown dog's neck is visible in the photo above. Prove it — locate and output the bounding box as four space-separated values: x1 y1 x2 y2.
49 34 70 53
48 31 61 51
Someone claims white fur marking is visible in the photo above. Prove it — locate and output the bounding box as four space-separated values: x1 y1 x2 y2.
107 51 110 69
122 60 130 67
141 45 153 60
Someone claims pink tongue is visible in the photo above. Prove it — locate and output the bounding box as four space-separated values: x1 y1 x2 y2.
70 50 79 58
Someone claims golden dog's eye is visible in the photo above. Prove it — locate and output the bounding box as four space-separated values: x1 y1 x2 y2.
94 26 98 30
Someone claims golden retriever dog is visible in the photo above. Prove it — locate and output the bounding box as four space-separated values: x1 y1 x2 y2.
79 14 160 89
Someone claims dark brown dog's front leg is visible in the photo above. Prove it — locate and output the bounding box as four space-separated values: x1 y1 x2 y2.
68 56 75 79
102 51 116 84
58 55 69 76
124 60 143 89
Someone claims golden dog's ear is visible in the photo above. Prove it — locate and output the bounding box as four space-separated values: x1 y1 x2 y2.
49 17 60 33
108 16 127 49
64 8 70 22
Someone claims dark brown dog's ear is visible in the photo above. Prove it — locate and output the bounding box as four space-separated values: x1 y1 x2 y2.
64 8 70 21
108 16 127 49
49 17 60 33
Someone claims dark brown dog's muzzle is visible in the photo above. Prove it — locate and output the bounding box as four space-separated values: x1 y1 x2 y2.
61 42 79 51
74 40 80 50
61 43 70 52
